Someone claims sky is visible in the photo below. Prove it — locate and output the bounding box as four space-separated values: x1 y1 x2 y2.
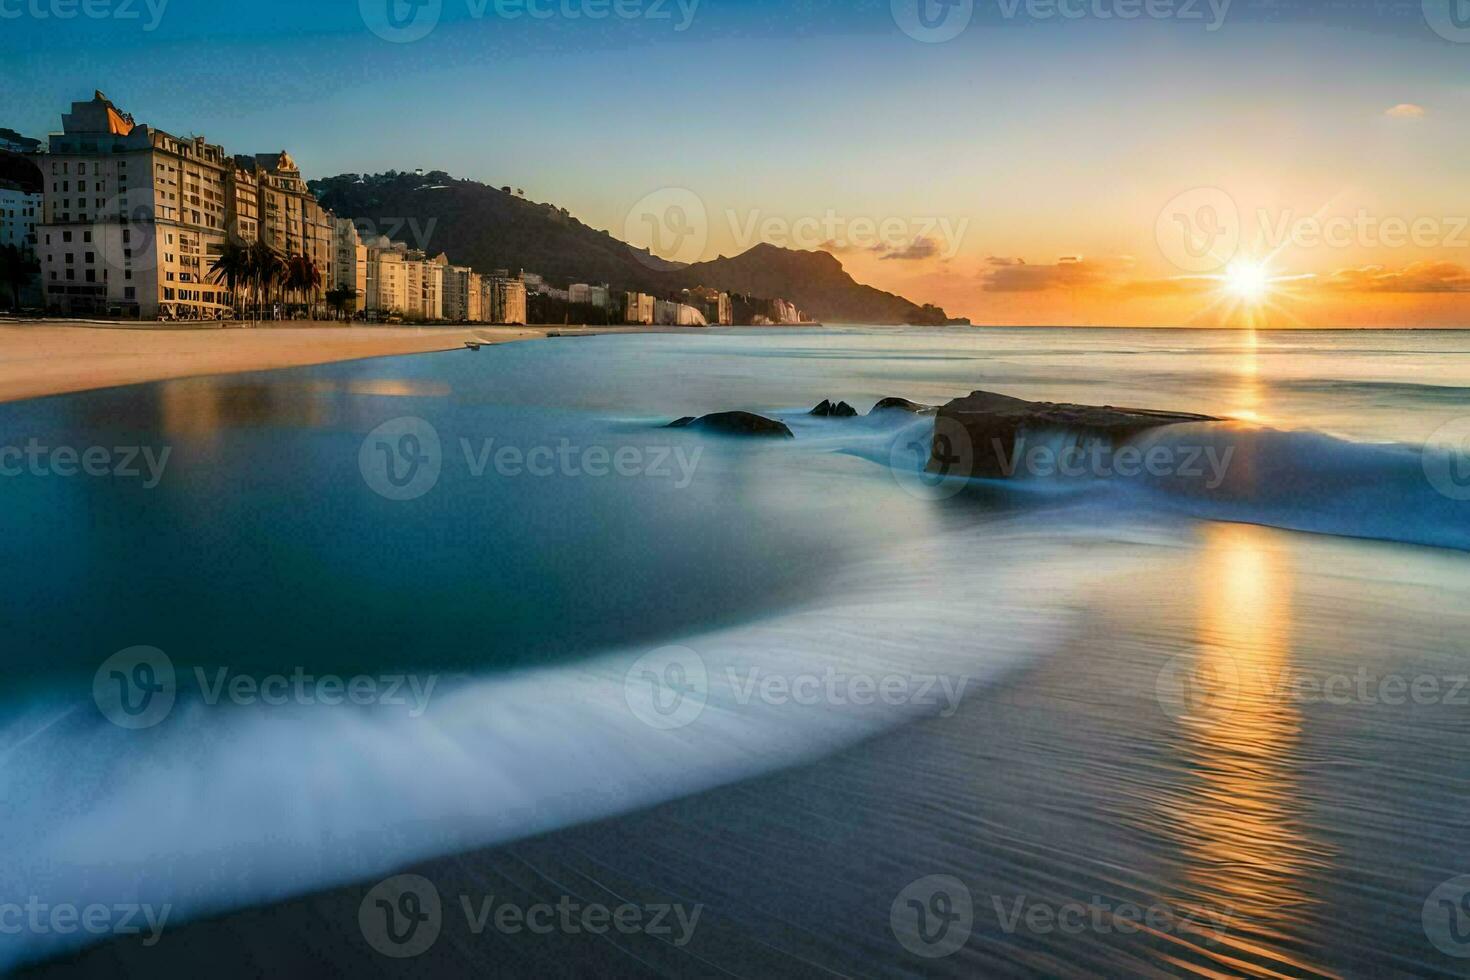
3 0 1469 326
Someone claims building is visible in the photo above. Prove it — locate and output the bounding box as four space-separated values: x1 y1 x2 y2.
0 128 42 154
568 283 611 308
686 286 732 326
365 242 408 315
485 276 527 325
771 298 802 324
332 217 367 313
37 91 236 319
0 179 40 251
654 298 707 327
439 256 476 322
236 150 334 300
467 271 483 322
623 291 655 326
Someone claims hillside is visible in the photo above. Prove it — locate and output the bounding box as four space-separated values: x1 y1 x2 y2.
310 171 962 325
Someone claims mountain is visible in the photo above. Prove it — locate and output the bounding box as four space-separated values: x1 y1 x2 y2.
682 244 960 325
310 171 963 325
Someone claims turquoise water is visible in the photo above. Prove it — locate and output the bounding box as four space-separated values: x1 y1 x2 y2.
2 326 1469 971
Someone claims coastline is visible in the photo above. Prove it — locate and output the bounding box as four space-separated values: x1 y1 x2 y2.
0 321 826 405
21 524 1468 978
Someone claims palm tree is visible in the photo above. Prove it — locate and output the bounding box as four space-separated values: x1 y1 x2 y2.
285 253 323 320
325 285 358 322
248 241 286 323
207 239 251 320
0 244 39 314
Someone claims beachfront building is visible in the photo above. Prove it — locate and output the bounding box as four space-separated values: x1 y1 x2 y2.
485 276 527 325
686 286 732 326
36 92 235 319
568 283 611 308
467 271 483 322
654 299 707 327
237 151 335 304
624 291 655 325
332 217 367 313
365 243 408 315
0 179 40 250
440 256 477 321
771 298 803 324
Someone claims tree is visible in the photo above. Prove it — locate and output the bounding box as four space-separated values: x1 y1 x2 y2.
285 253 323 320
248 240 286 324
325 285 358 322
207 239 251 319
0 244 39 313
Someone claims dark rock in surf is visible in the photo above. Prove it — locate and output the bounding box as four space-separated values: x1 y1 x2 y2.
811 399 858 418
667 412 795 439
931 390 1219 479
870 397 936 415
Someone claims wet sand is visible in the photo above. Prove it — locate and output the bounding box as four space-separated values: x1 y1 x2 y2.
0 322 552 404
24 522 1470 978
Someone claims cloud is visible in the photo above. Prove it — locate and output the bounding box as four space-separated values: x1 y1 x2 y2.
1319 261 1470 293
980 256 1112 292
878 237 940 261
1385 103 1426 118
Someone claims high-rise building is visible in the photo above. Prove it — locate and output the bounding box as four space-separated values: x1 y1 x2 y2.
467 271 483 322
654 299 707 327
439 257 475 322
686 286 732 326
332 217 367 313
623 291 655 325
235 150 334 298
37 92 236 319
486 277 527 325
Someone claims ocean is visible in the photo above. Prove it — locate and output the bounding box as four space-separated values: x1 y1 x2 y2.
3 326 1469 975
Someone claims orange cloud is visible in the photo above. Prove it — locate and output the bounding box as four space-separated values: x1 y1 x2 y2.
1385 103 1427 118
1318 261 1470 292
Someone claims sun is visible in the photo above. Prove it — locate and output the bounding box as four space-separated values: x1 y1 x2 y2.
1223 260 1270 303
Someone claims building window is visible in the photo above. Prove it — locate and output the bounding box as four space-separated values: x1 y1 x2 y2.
124 287 135 299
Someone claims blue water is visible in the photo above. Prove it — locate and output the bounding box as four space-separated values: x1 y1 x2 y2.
2 326 1468 970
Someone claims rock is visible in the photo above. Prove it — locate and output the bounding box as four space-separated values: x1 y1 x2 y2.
870 397 935 415
931 390 1218 478
667 412 795 439
811 399 858 418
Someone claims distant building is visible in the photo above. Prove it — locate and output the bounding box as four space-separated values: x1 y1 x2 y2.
486 277 527 325
332 217 367 313
770 298 802 324
686 286 732 326
568 283 611 308
623 291 655 325
655 298 707 327
438 255 475 321
519 271 544 291
467 271 483 322
0 179 40 251
234 150 334 301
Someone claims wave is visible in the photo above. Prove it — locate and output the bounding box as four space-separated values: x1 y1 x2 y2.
0 511 1097 972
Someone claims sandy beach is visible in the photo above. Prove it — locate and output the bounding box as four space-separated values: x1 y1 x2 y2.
0 321 552 405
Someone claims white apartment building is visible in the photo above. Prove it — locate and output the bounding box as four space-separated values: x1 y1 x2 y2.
0 180 40 251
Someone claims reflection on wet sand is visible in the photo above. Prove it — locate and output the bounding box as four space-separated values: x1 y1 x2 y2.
1164 523 1337 977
